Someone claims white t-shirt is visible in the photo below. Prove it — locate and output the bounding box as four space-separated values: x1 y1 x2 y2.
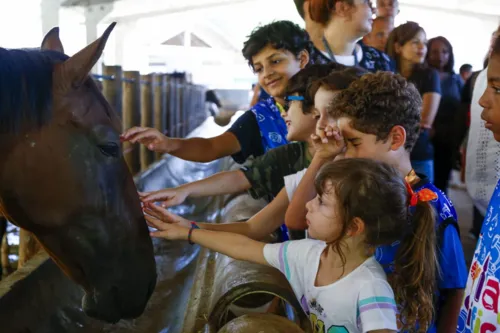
284 168 307 200
466 68 500 215
263 239 398 333
321 44 364 67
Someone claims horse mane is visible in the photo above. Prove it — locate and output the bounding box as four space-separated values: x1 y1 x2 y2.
0 47 68 134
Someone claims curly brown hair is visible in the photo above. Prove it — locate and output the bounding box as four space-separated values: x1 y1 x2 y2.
328 71 422 152
315 158 437 332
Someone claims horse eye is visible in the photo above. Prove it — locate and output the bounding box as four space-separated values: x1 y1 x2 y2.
98 143 120 157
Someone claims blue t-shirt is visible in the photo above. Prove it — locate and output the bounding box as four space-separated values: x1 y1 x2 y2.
227 97 288 164
459 179 500 333
375 176 467 332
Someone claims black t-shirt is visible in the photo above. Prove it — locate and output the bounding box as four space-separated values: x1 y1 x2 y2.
407 66 441 161
433 73 464 143
226 111 264 164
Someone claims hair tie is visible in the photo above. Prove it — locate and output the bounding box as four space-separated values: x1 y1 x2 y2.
405 181 438 207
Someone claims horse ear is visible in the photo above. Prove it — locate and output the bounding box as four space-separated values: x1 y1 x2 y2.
41 27 65 53
56 22 116 89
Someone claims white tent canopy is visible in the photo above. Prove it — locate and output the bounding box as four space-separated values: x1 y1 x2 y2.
1 0 499 88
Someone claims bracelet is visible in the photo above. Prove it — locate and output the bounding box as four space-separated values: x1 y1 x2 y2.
188 222 200 245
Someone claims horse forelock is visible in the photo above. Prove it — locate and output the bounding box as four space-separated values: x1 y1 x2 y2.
0 48 68 134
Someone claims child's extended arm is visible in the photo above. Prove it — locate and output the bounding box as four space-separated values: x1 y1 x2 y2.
121 127 242 163
147 214 269 266
140 170 251 207
143 187 290 241
285 127 344 230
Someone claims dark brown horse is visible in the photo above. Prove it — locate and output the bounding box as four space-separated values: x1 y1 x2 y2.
0 23 156 323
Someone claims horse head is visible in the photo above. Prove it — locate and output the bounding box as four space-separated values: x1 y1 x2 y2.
0 23 156 323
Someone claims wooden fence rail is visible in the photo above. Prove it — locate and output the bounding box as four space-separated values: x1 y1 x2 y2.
94 65 207 174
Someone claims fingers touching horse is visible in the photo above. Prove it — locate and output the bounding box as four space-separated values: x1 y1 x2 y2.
0 23 157 323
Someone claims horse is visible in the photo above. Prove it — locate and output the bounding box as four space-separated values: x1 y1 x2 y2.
0 23 157 323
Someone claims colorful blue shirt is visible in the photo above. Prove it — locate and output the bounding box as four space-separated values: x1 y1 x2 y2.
459 179 500 333
227 97 288 164
375 177 468 332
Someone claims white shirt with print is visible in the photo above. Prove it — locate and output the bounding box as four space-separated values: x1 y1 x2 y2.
466 68 500 215
263 239 398 333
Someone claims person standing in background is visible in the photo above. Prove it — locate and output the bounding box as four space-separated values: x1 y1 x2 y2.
386 22 441 182
293 0 325 52
309 0 394 72
362 16 394 52
459 64 473 83
426 36 464 194
375 0 399 18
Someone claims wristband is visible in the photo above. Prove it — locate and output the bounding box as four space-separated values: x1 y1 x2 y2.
188 222 200 245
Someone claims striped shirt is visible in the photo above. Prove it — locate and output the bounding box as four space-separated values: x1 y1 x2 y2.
264 239 397 332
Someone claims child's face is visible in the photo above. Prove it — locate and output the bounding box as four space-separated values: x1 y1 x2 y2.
252 44 306 99
336 117 393 162
480 55 500 142
313 87 339 132
396 30 427 65
305 181 343 242
283 95 317 141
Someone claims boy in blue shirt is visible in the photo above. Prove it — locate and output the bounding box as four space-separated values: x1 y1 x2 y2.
121 21 317 164
459 33 500 333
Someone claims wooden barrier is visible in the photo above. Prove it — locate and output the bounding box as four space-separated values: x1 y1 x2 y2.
140 74 154 171
96 66 207 175
122 70 141 174
102 65 123 118
154 74 167 161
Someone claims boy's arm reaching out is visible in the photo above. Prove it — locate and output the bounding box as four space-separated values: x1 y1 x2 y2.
140 170 251 207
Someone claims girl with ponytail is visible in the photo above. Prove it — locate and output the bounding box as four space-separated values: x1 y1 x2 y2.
143 158 437 332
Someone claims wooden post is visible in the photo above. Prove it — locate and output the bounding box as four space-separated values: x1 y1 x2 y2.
140 74 154 170
1 232 10 277
153 74 166 161
101 65 123 119
122 71 141 174
17 229 41 269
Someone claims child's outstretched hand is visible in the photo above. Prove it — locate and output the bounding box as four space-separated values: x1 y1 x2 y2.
139 187 189 208
120 126 174 154
142 202 191 240
311 124 345 161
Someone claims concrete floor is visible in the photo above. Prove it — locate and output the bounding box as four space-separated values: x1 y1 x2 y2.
447 171 477 269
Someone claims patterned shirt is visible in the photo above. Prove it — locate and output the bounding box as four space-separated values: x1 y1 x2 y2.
227 97 288 164
316 43 395 73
